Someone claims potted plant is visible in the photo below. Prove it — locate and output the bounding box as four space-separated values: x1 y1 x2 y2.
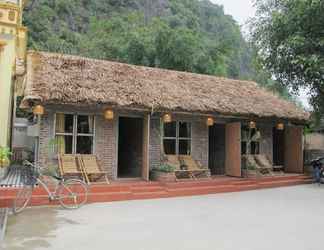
0 146 12 180
242 161 257 178
151 164 176 182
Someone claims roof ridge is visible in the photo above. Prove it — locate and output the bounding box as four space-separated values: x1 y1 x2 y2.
27 50 258 86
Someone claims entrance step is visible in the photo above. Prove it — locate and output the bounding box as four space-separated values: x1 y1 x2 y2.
0 175 313 207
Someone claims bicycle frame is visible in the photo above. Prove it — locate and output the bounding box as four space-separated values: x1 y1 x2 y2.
24 160 62 201
35 175 62 201
15 161 88 213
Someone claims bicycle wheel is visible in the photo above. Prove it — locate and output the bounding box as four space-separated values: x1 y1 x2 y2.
58 179 88 209
13 185 33 214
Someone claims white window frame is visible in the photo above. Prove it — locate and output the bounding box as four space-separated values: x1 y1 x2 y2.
163 121 192 155
54 113 96 154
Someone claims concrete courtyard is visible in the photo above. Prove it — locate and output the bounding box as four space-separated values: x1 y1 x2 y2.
2 184 324 250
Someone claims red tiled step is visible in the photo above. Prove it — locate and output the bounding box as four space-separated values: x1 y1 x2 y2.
130 186 166 193
131 191 170 200
0 175 313 208
258 179 312 189
255 175 310 182
88 191 133 203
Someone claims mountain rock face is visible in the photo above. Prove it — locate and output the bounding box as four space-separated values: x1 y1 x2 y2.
23 0 256 80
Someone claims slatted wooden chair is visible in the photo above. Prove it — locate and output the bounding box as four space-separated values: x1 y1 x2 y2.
78 155 109 185
178 155 210 179
165 155 192 181
254 154 274 176
58 154 85 180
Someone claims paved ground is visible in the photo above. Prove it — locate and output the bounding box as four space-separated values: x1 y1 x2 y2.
2 184 324 250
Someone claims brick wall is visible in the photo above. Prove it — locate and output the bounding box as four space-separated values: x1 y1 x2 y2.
37 108 276 179
38 111 54 169
305 133 324 150
38 110 210 178
37 108 117 179
95 115 116 179
191 118 209 167
149 117 162 170
259 125 273 163
149 114 209 169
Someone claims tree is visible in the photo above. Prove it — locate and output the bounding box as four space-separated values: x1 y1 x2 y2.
250 0 324 115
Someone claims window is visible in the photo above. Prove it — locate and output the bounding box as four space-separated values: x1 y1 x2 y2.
55 113 95 154
163 121 191 155
241 126 260 155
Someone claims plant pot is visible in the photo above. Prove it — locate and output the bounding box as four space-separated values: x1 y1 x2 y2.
242 169 257 178
0 167 9 180
151 170 176 182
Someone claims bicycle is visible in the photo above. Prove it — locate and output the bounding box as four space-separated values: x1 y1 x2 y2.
13 160 89 214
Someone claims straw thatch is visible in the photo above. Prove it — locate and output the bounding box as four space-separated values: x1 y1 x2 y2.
22 51 309 121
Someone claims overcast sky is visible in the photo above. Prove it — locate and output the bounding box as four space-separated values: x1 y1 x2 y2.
210 0 311 110
210 0 256 25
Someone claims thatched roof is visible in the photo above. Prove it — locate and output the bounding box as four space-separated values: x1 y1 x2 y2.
22 51 309 122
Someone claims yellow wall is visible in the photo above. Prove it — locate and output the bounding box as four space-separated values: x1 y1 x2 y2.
0 0 27 148
0 37 15 147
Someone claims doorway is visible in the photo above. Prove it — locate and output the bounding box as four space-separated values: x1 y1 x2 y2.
208 124 226 175
273 127 285 166
118 117 143 178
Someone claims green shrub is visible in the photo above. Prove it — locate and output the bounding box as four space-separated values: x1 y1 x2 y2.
246 163 256 170
0 147 12 168
153 164 175 173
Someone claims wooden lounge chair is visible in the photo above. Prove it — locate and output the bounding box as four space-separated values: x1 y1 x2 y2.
178 155 210 179
58 154 85 180
164 155 192 181
78 155 109 184
254 154 274 176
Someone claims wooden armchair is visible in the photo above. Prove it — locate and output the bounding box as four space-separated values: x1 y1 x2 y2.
164 155 192 181
78 155 109 185
58 154 85 180
178 155 210 179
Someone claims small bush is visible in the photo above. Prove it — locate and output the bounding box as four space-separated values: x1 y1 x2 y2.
246 163 256 170
153 164 175 173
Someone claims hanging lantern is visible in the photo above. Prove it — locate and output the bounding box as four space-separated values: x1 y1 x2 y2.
206 117 214 127
32 105 44 116
276 123 285 130
163 113 172 123
249 121 256 129
104 109 114 120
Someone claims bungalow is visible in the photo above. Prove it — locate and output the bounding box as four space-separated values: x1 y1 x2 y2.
21 51 309 181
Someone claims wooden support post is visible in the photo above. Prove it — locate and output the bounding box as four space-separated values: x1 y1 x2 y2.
284 126 304 174
225 122 242 177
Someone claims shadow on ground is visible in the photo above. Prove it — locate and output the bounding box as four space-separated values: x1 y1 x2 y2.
2 207 79 250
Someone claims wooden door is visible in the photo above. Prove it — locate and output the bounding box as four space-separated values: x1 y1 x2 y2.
285 126 303 173
225 122 242 177
209 124 226 175
273 127 285 166
142 114 150 181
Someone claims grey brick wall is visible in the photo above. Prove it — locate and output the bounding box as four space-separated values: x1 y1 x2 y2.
38 111 55 169
38 110 210 178
259 125 273 163
37 108 117 179
191 119 209 167
95 115 116 179
38 108 276 179
149 114 209 169
149 117 162 170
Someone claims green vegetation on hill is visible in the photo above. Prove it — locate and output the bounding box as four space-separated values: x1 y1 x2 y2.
23 0 291 99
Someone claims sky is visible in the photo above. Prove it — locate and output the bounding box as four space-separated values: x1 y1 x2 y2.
210 0 256 26
210 0 311 110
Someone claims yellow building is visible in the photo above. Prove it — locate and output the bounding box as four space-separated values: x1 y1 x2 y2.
0 0 27 147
